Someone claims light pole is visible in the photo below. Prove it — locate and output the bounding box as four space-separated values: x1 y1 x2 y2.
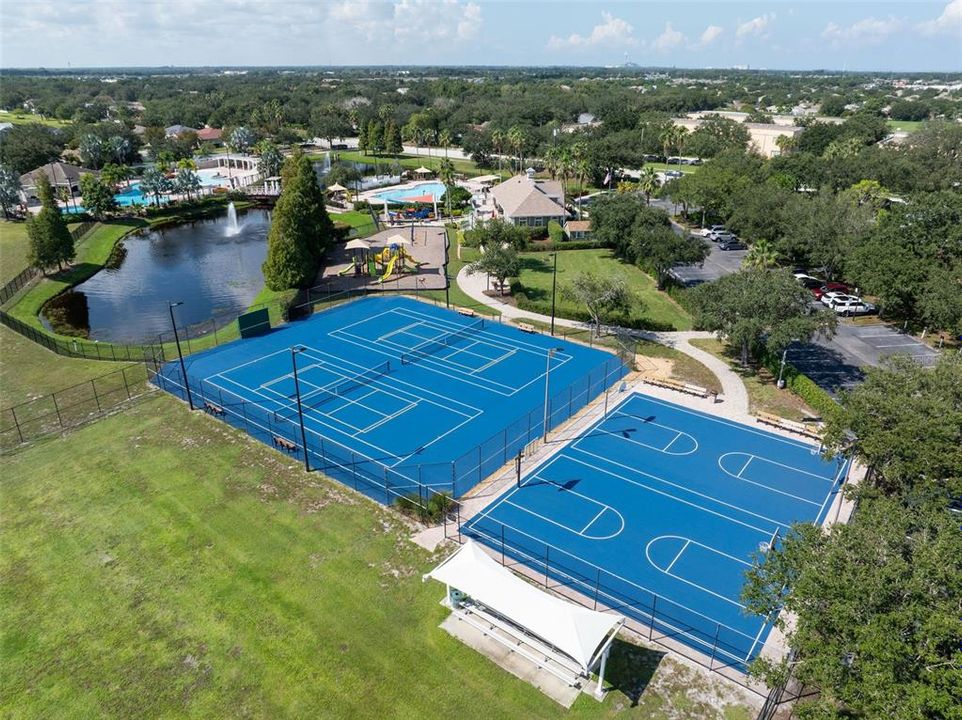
167 301 193 410
777 340 801 389
291 346 310 473
550 252 558 337
543 347 565 441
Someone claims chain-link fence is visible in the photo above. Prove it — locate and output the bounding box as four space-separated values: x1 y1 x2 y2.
1 362 159 450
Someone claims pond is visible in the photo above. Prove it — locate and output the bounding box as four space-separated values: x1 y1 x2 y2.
42 207 272 344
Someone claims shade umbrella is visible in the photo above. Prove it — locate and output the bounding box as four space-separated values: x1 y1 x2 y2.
327 183 348 193
345 238 371 250
386 233 411 246
413 166 433 175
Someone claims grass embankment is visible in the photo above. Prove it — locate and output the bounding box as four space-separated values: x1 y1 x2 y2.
317 150 479 176
6 220 146 335
513 249 693 331
689 338 816 421
0 220 33 285
0 394 753 720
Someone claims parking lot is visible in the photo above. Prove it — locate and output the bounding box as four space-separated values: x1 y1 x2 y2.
787 319 941 394
668 237 746 286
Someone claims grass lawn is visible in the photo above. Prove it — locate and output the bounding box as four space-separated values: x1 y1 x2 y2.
0 112 74 129
0 325 131 407
330 210 378 238
0 220 32 286
689 338 816 422
0 394 754 719
319 150 479 177
514 249 692 331
423 237 500 317
885 119 924 133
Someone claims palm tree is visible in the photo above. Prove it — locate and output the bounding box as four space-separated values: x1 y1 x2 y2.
491 130 506 175
558 146 574 203
437 158 456 217
108 135 130 164
639 167 660 205
439 129 452 158
743 238 778 270
571 141 590 219
542 145 559 180
507 125 525 172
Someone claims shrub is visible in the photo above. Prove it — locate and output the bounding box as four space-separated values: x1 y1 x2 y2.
760 348 841 423
525 239 611 252
547 220 564 243
394 491 454 524
353 200 371 211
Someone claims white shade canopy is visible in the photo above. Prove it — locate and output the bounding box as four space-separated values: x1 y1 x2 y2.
425 540 623 673
344 238 371 250
384 233 411 246
327 183 348 193
414 166 433 174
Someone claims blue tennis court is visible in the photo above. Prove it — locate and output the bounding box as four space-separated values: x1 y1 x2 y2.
154 296 626 500
462 392 849 673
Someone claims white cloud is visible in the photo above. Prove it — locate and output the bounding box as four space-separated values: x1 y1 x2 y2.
918 0 962 37
395 0 482 42
736 13 775 39
547 12 637 49
822 17 901 45
652 23 685 52
699 25 724 46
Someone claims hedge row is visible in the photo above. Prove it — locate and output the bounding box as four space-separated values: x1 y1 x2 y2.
524 239 613 253
760 348 841 423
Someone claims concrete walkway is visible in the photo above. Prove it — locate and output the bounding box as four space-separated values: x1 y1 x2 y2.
456 265 750 417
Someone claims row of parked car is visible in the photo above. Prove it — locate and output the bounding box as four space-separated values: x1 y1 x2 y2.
794 273 877 316
697 225 747 250
644 154 703 165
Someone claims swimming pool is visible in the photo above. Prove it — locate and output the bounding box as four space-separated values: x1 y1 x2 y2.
370 182 447 204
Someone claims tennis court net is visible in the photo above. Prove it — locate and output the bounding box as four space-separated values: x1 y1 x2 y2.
400 318 485 365
274 360 392 421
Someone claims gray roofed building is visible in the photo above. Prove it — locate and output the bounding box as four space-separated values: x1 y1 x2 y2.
19 162 93 204
490 175 566 228
165 124 197 138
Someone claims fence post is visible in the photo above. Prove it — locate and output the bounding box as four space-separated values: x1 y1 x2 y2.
502 428 508 465
649 595 657 640
121 367 132 399
450 461 456 498
544 546 550 587
501 524 505 565
709 623 721 671
10 406 24 444
90 379 101 411
593 568 601 610
383 467 390 506
351 453 358 491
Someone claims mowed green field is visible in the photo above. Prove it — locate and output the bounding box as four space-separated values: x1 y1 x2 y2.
515 249 693 331
1 395 753 720
0 220 32 285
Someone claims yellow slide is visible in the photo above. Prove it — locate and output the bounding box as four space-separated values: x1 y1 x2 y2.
376 255 397 283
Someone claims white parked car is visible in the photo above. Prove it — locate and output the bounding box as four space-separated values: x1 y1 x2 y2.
699 224 726 237
820 291 855 307
831 299 876 316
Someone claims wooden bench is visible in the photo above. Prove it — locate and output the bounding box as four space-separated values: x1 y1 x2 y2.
457 308 477 318
755 411 823 440
642 375 710 399
272 436 298 453
516 322 538 334
204 401 225 416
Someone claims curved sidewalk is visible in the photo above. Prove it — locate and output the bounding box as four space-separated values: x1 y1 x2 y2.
456 266 750 418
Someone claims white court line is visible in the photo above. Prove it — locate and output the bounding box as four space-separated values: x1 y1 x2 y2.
208 372 477 468
736 456 752 478
568 449 791 533
718 451 836 484
875 342 923 348
392 306 553 357
645 536 749 609
581 507 608 534
260 368 394 421
576 412 698 457
329 328 573 398
742 623 769 663
664 539 690 574
353 397 418 436
721 457 823 507
462 516 758 649
662 431 683 453
470 346 518 375
626 393 817 452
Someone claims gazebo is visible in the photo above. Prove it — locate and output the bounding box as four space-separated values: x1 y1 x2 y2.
425 540 624 697
327 182 348 195
413 166 434 177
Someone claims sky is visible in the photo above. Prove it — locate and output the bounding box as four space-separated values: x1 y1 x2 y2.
1 0 960 72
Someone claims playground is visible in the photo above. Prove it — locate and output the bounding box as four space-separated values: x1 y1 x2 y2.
321 226 448 291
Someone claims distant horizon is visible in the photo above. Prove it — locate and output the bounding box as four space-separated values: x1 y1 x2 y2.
2 63 960 76
2 1 959 73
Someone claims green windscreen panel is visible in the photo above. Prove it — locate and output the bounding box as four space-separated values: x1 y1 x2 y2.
238 307 270 338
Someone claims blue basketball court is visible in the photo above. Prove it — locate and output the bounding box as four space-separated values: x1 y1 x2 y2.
155 296 626 499
462 392 849 672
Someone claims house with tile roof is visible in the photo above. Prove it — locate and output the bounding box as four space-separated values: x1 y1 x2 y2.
489 174 566 228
